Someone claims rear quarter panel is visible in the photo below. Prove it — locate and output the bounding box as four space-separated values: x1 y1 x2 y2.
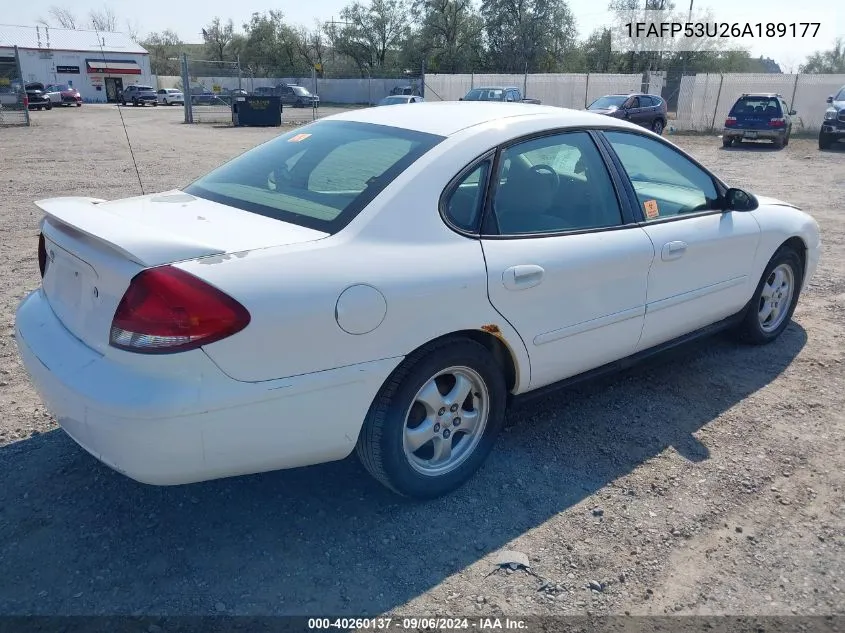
182 125 551 390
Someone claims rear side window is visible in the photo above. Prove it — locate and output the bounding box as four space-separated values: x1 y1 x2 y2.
730 96 782 117
184 120 444 234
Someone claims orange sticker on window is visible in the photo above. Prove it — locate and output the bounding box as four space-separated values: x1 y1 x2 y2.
288 133 311 142
644 199 660 219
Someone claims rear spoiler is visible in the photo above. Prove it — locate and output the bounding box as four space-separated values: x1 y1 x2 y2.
35 197 226 268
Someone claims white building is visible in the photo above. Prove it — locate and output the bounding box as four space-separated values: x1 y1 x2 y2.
0 24 151 103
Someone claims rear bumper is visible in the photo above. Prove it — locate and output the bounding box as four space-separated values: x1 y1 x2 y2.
723 128 786 140
15 289 401 485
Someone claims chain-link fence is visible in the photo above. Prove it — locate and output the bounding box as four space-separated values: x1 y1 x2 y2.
674 72 845 133
426 70 842 134
0 46 29 127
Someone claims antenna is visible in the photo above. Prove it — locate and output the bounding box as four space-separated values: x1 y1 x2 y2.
94 28 144 195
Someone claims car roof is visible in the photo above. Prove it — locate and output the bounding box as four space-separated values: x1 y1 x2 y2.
737 93 782 98
328 101 641 137
470 86 519 90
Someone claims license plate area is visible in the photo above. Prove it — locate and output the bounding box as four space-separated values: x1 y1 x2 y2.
744 131 758 139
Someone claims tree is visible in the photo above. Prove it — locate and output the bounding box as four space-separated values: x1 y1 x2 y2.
413 0 485 72
481 0 578 72
330 0 411 75
143 29 184 75
202 17 236 62
800 38 845 74
37 6 79 29
89 5 117 31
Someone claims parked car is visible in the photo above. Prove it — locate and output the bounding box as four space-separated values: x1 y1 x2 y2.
16 104 820 498
43 83 82 107
278 84 320 108
24 83 52 110
377 95 425 106
722 93 795 149
156 88 184 106
121 85 158 107
460 86 541 105
819 85 845 150
587 93 667 134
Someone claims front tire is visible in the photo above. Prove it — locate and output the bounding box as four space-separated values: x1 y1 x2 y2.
356 338 507 498
819 132 833 150
735 246 803 345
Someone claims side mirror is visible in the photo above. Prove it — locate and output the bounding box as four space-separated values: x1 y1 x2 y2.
724 187 758 212
827 96 834 103
458 97 463 101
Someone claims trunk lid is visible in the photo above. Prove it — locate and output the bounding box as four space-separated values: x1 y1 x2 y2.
36 192 328 353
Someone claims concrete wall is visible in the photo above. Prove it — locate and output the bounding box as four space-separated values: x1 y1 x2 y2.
3 47 152 103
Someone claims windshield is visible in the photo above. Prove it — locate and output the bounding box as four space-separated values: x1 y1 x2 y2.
48 84 68 92
380 96 408 105
292 86 310 96
463 88 504 101
184 120 444 234
835 87 845 101
588 95 627 110
135 86 154 91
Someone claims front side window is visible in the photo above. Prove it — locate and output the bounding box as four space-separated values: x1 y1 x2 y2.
490 131 623 235
184 120 444 234
604 131 719 221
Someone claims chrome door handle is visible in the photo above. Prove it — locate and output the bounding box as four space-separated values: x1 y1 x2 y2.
661 241 688 261
503 265 545 290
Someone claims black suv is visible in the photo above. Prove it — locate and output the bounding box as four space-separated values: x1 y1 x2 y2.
819 85 845 150
722 93 795 149
120 85 158 107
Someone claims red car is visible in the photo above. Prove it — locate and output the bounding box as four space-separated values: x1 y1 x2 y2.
43 83 82 107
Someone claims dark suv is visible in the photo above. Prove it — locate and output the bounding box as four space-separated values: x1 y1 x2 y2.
587 93 667 134
819 85 845 150
722 93 795 149
24 83 52 110
120 85 158 107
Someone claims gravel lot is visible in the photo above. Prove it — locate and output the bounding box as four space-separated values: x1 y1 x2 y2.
0 105 843 620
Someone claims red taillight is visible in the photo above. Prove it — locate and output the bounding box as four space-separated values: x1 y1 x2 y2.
725 116 737 126
110 266 250 354
769 118 786 128
38 233 46 278
22 95 28 108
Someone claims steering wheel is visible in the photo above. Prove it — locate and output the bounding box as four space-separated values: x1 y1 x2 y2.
529 164 560 190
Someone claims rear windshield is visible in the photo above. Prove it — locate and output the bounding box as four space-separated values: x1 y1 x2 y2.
730 96 782 116
184 120 444 234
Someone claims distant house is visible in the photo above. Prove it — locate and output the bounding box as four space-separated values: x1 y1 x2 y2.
0 24 151 103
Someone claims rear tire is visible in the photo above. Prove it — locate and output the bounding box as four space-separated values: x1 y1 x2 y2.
773 136 785 149
652 118 664 135
735 246 803 345
356 338 507 499
722 136 733 148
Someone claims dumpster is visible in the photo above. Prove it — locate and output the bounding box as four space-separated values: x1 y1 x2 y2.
232 96 282 127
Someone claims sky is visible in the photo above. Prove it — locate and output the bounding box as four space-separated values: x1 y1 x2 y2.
4 0 843 71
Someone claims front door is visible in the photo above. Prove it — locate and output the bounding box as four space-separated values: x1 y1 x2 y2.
105 77 123 103
601 130 761 351
479 130 655 389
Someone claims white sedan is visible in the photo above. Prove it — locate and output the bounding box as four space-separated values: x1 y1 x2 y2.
15 103 820 498
156 88 184 105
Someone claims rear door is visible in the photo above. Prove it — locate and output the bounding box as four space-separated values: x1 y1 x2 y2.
477 130 655 389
